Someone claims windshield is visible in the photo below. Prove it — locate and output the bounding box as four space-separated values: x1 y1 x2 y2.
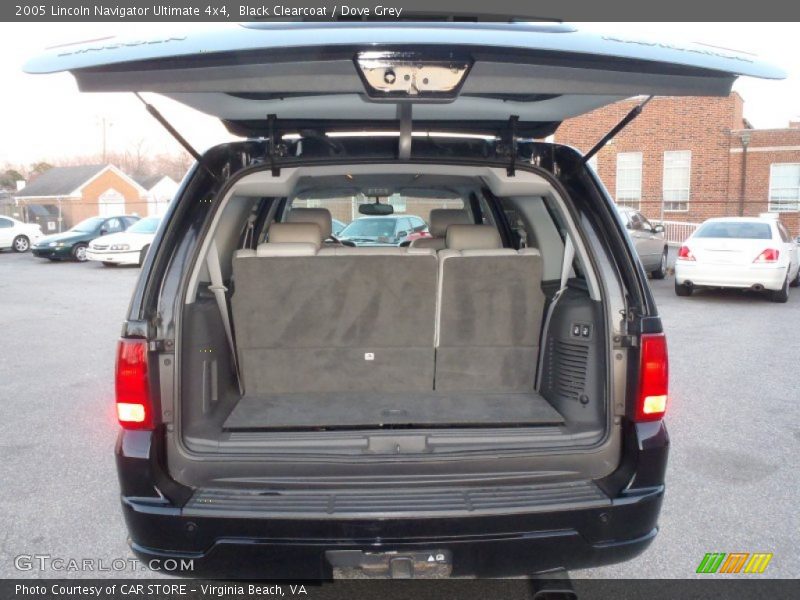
340 218 396 239
70 217 105 233
694 222 772 240
127 217 160 234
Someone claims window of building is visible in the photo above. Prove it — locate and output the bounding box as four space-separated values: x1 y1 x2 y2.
388 193 407 212
768 163 800 212
615 152 642 209
663 151 691 211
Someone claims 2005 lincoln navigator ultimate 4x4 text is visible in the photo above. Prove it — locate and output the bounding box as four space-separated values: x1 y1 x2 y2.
27 21 782 578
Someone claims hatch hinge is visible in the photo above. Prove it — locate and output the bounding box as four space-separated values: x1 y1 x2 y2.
266 113 289 177
580 96 653 168
497 115 519 176
133 93 220 183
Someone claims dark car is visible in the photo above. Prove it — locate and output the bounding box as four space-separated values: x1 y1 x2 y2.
32 215 140 262
27 21 782 579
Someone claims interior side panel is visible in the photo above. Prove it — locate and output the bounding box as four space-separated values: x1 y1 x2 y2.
539 288 606 427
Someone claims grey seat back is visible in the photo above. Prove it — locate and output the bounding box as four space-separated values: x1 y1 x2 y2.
231 227 438 395
435 225 546 392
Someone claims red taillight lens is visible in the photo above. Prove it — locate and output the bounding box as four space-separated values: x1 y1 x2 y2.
115 339 154 430
753 248 779 263
635 333 669 422
677 245 695 261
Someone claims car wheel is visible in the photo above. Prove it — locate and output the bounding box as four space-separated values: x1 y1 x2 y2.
138 245 150 267
651 248 668 280
769 275 790 303
12 235 31 252
674 280 692 297
790 266 800 288
72 244 88 262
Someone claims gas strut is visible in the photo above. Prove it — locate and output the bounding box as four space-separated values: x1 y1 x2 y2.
580 95 653 165
133 92 220 183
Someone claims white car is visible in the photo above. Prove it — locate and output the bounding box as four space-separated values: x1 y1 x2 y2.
0 215 42 252
675 217 800 302
86 216 161 266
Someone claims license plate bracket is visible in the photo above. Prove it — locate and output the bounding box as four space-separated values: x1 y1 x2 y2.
326 549 452 579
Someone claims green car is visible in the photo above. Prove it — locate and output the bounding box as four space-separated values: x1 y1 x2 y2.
31 215 140 262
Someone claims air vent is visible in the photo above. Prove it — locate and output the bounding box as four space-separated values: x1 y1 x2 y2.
548 339 589 401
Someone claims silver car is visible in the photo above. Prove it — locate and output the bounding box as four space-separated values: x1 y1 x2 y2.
616 206 668 279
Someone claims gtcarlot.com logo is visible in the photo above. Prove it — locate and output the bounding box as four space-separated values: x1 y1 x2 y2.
696 552 773 574
14 554 193 572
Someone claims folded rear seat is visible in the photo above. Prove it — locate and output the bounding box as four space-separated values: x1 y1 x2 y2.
231 223 438 395
435 225 546 392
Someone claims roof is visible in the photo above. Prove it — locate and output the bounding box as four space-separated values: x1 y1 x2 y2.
133 173 170 190
15 164 107 198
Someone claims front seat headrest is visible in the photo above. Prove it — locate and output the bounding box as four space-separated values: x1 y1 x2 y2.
287 207 333 240
446 225 503 251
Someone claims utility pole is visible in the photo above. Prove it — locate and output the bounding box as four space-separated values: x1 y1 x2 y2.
98 117 113 163
738 132 751 217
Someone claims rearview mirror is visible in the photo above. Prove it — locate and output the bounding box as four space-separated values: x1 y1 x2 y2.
99 228 108 235
396 230 408 238
359 202 394 216
653 224 665 233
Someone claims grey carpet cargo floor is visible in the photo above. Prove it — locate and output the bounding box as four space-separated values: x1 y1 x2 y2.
223 391 564 430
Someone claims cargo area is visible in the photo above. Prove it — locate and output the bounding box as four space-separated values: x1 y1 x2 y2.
173 166 615 484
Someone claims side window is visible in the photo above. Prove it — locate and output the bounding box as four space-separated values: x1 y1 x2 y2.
104 218 123 233
628 213 646 231
411 216 426 231
0 217 12 228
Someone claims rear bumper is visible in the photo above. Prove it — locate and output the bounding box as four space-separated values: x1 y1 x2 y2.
675 261 786 290
123 488 661 578
116 422 669 578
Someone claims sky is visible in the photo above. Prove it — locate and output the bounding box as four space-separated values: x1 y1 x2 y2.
0 22 798 167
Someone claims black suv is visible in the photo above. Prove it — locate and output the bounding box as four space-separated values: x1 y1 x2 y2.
27 21 781 578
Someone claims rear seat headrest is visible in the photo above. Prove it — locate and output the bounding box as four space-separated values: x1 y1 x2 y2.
445 225 503 251
286 207 333 240
256 222 322 257
268 222 322 247
428 208 472 237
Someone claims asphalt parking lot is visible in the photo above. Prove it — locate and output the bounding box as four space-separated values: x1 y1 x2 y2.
0 250 798 580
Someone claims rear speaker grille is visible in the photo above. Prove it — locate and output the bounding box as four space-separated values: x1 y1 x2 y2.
549 340 589 400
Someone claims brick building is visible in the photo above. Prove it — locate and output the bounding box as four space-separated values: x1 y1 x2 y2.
14 164 148 232
554 94 800 236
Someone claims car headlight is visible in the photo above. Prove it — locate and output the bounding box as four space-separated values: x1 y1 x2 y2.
49 242 64 247
110 244 130 251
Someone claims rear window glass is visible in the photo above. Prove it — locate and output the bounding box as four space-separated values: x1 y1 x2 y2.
289 192 466 246
694 222 772 240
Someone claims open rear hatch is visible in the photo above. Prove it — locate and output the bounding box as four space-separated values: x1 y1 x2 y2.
25 21 783 139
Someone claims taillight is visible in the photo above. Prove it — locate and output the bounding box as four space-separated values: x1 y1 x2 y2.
753 248 779 263
635 333 669 422
677 245 695 261
115 339 154 430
